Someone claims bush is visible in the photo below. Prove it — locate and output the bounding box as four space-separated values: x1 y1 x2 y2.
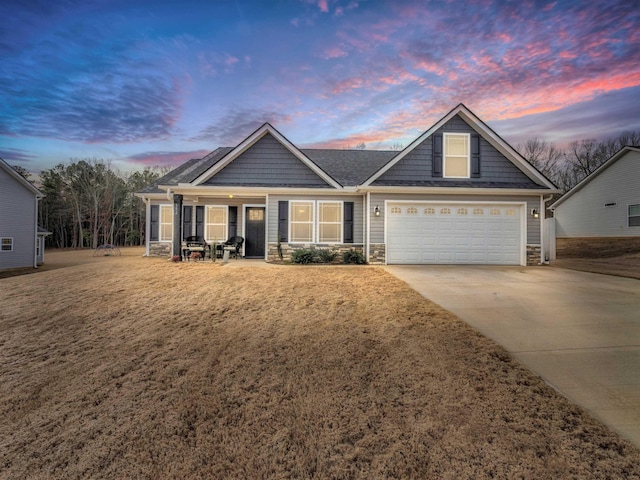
343 249 366 264
291 248 316 264
317 249 338 263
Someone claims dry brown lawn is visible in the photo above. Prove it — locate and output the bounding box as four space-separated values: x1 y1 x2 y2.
2 249 640 479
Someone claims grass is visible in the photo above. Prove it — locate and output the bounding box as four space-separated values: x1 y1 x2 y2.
1 248 639 479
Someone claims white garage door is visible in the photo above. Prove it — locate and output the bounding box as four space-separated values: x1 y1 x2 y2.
386 202 523 265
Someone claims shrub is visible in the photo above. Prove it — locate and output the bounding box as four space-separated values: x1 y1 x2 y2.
343 249 366 264
317 249 338 263
291 248 316 264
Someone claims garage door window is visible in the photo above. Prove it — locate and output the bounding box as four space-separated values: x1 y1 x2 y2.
629 204 640 227
444 133 470 178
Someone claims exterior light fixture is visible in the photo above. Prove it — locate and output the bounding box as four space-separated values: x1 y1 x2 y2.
531 208 539 219
228 194 234 199
374 205 381 217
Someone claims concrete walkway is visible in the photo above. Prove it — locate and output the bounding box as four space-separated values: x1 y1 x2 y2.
384 265 640 447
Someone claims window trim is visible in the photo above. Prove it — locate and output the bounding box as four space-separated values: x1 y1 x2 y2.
1 237 13 252
289 200 315 243
288 200 345 244
159 205 173 242
317 200 344 244
205 205 228 243
443 132 470 179
629 204 640 228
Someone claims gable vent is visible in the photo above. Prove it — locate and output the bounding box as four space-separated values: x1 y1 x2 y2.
604 202 617 207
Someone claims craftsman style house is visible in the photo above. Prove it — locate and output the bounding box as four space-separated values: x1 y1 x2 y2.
0 157 48 270
137 104 558 265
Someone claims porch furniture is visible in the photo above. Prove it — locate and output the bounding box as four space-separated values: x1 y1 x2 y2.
183 236 208 261
224 236 244 259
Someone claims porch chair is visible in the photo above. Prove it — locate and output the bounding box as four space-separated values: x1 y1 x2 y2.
224 236 244 259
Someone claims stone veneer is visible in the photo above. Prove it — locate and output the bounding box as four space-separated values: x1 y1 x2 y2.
526 245 542 265
368 243 386 264
149 242 172 257
267 243 364 263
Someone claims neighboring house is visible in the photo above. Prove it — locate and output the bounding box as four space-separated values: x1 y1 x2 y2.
136 104 558 265
551 146 640 238
0 157 47 270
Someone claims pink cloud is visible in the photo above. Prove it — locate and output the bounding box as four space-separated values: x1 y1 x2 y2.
321 46 348 59
318 0 328 13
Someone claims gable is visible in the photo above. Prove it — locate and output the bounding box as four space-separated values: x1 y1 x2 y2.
552 147 640 209
202 133 332 188
372 115 541 188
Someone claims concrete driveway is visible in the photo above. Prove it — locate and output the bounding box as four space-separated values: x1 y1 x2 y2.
385 265 640 447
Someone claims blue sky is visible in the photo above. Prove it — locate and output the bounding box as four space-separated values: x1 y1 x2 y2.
1 0 639 173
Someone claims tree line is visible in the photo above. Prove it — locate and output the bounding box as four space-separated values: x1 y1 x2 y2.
15 160 166 249
518 130 640 194
9 129 639 250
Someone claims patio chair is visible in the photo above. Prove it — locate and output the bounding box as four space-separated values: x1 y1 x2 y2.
184 235 208 261
224 236 244 259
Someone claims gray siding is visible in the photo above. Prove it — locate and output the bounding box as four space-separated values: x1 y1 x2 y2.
555 149 640 237
268 194 364 244
205 133 331 187
369 193 542 245
0 167 37 269
374 115 538 186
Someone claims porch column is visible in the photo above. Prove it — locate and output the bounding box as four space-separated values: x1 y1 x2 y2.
172 194 183 259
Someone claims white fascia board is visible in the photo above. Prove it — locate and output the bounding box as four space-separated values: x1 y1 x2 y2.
362 103 557 191
550 146 639 209
167 185 359 197
191 123 342 189
361 106 463 187
456 108 557 190
0 157 44 197
361 185 556 196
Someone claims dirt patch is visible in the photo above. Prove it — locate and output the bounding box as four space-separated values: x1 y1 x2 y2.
556 237 640 258
1 249 639 479
553 238 640 279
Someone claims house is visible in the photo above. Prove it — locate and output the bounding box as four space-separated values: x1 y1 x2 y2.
0 157 48 270
136 104 558 265
551 146 640 238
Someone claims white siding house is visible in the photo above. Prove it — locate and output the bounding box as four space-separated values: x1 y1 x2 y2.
551 147 640 237
0 158 45 270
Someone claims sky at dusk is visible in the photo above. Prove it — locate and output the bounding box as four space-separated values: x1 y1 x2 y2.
1 0 639 174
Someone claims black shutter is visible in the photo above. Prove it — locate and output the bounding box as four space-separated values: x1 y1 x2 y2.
182 206 192 240
228 206 238 239
432 133 443 177
471 133 481 178
195 206 205 239
150 205 159 241
344 202 354 243
278 201 288 242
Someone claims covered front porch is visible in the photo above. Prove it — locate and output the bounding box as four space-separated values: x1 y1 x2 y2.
148 192 266 261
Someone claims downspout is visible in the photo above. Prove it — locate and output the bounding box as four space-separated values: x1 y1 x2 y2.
33 196 39 269
540 194 554 264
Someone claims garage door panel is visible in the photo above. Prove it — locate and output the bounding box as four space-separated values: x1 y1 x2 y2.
387 202 522 265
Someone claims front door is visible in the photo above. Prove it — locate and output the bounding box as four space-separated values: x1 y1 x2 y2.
244 207 266 258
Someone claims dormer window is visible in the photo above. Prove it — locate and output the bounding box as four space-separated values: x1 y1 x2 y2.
444 133 470 178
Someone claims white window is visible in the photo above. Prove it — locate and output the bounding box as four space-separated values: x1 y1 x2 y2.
290 201 314 243
160 205 173 242
206 206 227 242
629 204 640 227
444 133 470 178
390 207 401 214
1 237 13 252
318 201 342 243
